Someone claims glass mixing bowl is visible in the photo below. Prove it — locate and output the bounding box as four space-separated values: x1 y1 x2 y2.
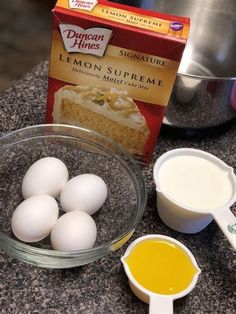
0 124 146 268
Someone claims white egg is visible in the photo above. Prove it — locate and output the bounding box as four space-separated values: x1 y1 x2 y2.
50 211 97 251
11 195 59 243
60 174 108 215
22 157 69 199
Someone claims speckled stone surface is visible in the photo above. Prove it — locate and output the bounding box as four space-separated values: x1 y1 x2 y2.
0 62 235 313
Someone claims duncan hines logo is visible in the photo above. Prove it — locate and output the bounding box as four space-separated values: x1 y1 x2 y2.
59 24 112 57
69 0 97 11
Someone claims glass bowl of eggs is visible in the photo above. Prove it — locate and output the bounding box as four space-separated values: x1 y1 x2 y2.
0 124 146 268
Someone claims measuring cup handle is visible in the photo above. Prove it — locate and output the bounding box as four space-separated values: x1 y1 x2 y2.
149 295 173 314
212 208 236 251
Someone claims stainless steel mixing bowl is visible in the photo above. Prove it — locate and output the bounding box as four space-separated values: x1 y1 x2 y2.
113 0 236 128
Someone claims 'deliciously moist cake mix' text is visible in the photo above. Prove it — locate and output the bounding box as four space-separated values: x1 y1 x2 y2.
47 0 190 163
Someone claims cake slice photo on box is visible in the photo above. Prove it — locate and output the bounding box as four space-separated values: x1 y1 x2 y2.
53 85 150 156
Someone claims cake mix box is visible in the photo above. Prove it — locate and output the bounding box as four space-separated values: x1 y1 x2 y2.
46 0 190 163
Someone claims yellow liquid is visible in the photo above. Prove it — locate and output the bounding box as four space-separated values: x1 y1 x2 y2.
125 239 198 295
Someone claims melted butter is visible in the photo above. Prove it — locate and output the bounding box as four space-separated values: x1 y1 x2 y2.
125 238 198 295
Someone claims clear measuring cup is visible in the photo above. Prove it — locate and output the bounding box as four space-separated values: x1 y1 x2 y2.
121 234 201 314
153 148 236 250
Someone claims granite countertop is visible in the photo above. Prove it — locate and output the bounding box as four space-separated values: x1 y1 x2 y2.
0 62 235 313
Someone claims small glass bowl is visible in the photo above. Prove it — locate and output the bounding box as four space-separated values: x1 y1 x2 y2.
0 124 146 268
